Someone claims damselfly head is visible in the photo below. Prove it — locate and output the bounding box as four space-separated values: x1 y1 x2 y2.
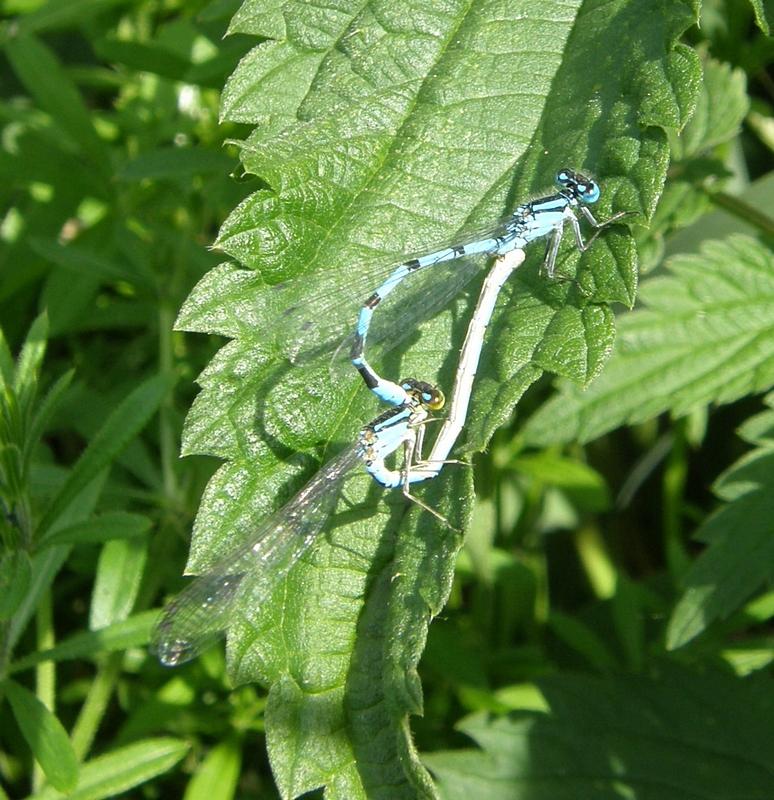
555 169 600 205
401 379 445 411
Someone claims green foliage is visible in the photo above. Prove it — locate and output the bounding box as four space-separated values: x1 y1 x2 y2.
26 738 191 800
425 664 774 798
522 235 774 445
3 0 774 799
1 678 78 793
0 0 256 796
667 393 774 647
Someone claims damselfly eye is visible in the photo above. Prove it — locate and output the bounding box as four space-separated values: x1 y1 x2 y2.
427 388 445 411
579 180 600 204
556 168 575 187
399 379 444 410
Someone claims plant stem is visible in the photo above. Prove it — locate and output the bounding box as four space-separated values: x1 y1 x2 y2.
33 590 54 792
707 190 774 240
71 653 123 762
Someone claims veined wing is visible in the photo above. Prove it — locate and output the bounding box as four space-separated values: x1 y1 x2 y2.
152 445 363 666
265 213 522 365
328 253 490 377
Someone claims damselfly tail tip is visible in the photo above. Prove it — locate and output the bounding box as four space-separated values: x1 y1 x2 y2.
153 634 199 667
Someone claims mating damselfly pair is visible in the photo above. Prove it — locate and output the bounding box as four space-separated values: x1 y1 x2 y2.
153 169 631 666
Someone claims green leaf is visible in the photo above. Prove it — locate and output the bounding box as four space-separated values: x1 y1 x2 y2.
38 512 152 548
9 0 131 37
667 442 774 649
28 239 153 294
749 0 774 35
0 550 32 621
6 546 71 658
175 0 700 795
8 474 106 656
424 664 774 799
204 463 473 799
89 537 148 630
1 678 79 793
547 610 621 670
5 33 110 179
27 737 189 800
738 394 774 445
36 374 172 539
523 235 774 446
93 39 192 82
183 738 241 800
14 312 48 411
670 57 748 161
23 369 74 471
117 149 239 181
511 453 611 512
0 324 16 388
9 611 157 674
253 476 470 800
1 314 49 503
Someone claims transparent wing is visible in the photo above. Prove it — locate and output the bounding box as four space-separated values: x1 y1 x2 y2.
328 253 489 377
266 214 522 365
152 445 363 666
